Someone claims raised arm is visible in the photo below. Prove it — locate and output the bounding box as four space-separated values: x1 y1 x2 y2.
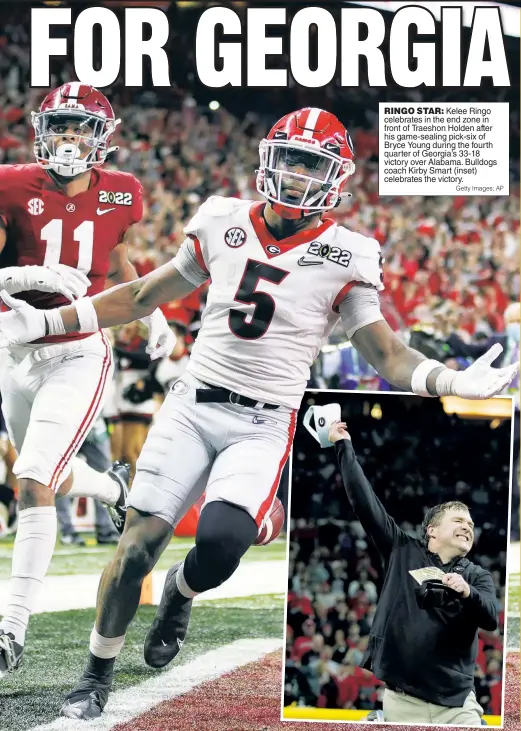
330 422 408 559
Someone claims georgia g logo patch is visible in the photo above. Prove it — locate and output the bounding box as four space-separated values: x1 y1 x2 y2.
224 227 247 248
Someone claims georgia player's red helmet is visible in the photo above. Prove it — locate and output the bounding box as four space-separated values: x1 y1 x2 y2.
256 107 355 220
31 82 120 178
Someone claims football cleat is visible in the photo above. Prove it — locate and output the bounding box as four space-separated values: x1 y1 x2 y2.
0 630 24 678
104 461 130 535
60 657 114 720
143 564 192 668
365 710 385 722
60 532 86 546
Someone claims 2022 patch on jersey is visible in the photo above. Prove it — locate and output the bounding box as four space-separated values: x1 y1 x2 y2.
175 196 383 409
0 163 143 343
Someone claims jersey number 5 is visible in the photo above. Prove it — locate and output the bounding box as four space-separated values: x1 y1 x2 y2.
41 219 94 276
229 259 289 340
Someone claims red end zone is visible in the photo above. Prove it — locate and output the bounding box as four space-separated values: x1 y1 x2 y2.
113 653 519 731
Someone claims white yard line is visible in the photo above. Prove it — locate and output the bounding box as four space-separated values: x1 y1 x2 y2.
28 637 283 731
0 560 287 614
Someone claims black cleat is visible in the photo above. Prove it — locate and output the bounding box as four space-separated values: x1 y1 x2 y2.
144 564 192 669
60 655 114 720
0 630 23 679
105 461 130 535
96 531 120 545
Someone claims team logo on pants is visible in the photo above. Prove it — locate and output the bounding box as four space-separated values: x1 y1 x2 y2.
224 227 247 248
171 379 189 395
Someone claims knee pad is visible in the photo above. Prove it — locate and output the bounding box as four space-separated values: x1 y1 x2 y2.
182 502 257 593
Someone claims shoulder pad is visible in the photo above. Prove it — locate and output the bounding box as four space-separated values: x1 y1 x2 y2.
184 196 251 236
101 169 142 192
336 227 384 292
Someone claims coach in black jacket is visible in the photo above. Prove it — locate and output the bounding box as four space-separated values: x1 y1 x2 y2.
330 421 498 726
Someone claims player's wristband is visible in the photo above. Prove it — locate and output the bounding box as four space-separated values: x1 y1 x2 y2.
433 368 458 397
410 359 445 397
74 297 99 333
43 309 66 337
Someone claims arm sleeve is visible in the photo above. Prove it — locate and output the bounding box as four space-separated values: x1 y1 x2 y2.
334 438 409 558
338 285 384 339
172 236 210 288
461 569 498 631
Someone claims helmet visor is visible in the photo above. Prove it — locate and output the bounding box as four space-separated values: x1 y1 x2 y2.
265 142 342 209
33 109 111 171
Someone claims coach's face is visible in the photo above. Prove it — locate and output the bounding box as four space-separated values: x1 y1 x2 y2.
429 508 474 557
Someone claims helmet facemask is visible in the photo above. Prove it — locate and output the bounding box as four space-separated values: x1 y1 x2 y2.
257 139 355 215
31 109 120 178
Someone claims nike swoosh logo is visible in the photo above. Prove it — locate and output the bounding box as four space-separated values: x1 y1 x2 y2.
96 207 116 216
298 257 323 267
61 355 84 363
161 639 168 647
252 415 276 425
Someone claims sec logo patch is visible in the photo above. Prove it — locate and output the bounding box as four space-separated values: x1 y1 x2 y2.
224 227 247 248
27 198 44 216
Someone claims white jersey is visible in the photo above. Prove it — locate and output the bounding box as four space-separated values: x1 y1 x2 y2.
173 196 384 409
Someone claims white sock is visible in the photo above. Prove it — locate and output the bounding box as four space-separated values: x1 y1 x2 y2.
0 506 57 646
176 562 199 599
89 626 125 660
67 456 120 505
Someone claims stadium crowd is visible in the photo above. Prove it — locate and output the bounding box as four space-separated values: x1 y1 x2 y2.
0 3 518 344
0 3 518 537
285 395 510 715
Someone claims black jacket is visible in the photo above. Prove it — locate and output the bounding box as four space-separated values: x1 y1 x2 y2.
335 439 498 708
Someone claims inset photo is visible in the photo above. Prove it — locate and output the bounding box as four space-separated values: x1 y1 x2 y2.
283 391 514 727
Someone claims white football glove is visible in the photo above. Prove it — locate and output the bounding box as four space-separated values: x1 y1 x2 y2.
438 343 519 399
0 264 89 302
46 264 90 301
141 308 177 361
303 403 342 447
0 291 47 347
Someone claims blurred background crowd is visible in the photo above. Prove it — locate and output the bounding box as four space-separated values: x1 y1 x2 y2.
0 1 518 541
285 393 511 715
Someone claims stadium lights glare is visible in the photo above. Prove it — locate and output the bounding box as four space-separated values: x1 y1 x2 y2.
209 100 220 111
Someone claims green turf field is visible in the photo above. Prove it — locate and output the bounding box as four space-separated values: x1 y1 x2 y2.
0 539 517 730
0 595 285 731
507 571 520 652
508 571 519 615
0 535 286 578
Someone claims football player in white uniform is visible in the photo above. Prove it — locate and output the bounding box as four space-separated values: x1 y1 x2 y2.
0 108 516 719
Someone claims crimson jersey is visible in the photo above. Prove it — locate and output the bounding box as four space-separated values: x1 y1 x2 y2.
0 163 143 342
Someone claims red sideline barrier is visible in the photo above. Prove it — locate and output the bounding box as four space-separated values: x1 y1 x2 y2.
174 495 205 537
